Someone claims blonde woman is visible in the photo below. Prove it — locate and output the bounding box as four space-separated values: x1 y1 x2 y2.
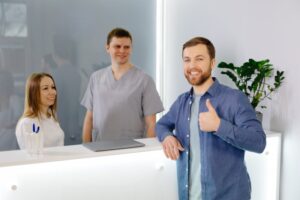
16 73 64 149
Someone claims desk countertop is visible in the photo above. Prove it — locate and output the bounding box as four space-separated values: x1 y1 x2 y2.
0 138 162 168
0 130 281 168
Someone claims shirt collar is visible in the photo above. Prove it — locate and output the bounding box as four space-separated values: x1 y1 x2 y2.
188 77 221 98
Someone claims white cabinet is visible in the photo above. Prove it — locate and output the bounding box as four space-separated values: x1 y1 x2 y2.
0 133 281 200
0 139 178 200
245 131 282 200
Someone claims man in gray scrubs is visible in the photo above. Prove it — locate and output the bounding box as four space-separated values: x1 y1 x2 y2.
81 28 164 142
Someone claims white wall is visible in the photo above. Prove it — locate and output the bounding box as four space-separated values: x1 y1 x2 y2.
163 0 300 199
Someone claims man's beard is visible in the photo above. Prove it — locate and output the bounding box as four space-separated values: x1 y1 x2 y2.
184 67 211 86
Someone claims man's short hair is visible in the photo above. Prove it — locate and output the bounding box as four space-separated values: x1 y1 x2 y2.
107 28 132 45
182 37 215 59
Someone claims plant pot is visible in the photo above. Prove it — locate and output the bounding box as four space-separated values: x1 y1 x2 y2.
256 111 263 123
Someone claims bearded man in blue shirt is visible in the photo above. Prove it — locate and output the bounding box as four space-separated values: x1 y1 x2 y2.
156 37 266 200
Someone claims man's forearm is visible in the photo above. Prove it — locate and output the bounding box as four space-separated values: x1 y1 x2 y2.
145 115 156 138
146 126 156 138
82 127 92 142
82 111 93 143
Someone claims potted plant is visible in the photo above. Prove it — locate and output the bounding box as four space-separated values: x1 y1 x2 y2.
217 58 285 121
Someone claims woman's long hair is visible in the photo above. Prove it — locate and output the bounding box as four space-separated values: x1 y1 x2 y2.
22 73 58 121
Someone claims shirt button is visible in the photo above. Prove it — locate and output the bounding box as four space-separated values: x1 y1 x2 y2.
185 184 188 188
186 168 188 171
189 101 192 105
187 117 190 121
186 134 189 138
186 151 189 155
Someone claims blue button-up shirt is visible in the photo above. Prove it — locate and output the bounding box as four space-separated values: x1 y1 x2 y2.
156 78 266 200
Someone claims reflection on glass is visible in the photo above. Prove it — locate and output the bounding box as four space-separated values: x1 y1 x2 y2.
0 0 156 151
51 34 81 145
0 70 21 151
0 3 27 37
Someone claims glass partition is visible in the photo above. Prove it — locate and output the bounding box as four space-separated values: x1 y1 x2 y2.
0 0 157 150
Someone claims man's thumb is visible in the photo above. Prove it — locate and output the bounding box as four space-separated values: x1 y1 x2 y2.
177 143 185 151
206 99 215 112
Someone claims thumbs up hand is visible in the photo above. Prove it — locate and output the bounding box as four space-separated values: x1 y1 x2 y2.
199 99 221 132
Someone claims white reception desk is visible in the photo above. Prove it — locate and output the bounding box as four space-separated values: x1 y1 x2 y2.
0 132 281 200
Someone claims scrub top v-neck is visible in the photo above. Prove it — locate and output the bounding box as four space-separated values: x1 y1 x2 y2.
107 66 135 88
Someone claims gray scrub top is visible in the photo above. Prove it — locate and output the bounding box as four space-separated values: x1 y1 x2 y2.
81 66 164 141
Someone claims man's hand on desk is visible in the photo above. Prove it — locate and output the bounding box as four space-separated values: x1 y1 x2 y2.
162 135 184 160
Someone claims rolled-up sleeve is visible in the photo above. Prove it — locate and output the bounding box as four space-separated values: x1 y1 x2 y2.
215 93 266 153
156 98 179 142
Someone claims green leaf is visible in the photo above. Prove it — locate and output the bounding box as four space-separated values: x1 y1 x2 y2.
217 58 285 110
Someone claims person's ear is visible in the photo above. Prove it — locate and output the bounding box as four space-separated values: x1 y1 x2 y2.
105 44 110 53
211 58 216 69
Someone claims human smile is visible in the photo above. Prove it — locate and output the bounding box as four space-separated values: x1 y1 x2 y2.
47 96 56 101
188 70 202 77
